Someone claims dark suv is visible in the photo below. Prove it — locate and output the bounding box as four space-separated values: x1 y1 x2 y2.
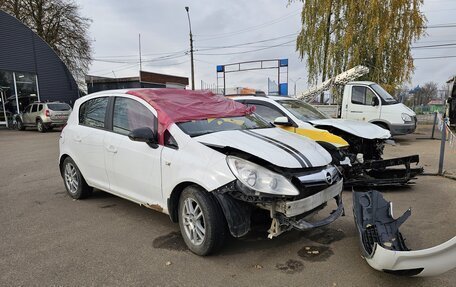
16 102 72 132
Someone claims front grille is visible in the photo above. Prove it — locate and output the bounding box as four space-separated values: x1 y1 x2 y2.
290 166 341 200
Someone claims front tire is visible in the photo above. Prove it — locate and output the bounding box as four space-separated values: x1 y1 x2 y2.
62 157 92 199
16 119 25 131
37 119 46 133
178 186 227 255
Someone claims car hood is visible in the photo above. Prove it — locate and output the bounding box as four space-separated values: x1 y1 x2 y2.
194 128 332 169
309 119 391 140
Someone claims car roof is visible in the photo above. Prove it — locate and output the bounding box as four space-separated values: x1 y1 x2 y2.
229 95 298 102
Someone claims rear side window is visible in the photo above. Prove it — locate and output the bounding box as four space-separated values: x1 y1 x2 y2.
112 97 156 136
38 104 43 111
48 103 71 111
32 104 38 112
79 97 108 128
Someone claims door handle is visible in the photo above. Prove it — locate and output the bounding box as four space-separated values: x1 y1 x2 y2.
106 145 118 153
74 136 82 142
350 111 363 113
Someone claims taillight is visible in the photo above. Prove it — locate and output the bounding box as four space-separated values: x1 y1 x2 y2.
45 110 50 117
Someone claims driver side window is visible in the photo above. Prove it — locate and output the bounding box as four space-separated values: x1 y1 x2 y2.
351 86 378 105
112 97 157 136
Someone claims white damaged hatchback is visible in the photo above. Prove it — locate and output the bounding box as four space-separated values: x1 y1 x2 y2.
59 89 344 255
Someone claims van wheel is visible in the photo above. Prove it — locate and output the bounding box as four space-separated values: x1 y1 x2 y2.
178 186 227 255
62 157 92 199
37 119 46 133
16 119 25 131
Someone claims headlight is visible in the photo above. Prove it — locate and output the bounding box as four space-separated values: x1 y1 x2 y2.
401 113 412 122
226 156 299 196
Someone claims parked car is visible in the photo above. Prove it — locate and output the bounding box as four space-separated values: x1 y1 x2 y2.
59 89 344 255
16 101 72 132
232 95 422 186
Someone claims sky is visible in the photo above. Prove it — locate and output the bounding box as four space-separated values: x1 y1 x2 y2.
78 0 456 94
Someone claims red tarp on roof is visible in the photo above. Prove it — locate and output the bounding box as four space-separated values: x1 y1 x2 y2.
127 89 255 144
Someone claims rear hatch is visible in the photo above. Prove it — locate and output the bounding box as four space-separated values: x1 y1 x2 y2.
47 103 72 122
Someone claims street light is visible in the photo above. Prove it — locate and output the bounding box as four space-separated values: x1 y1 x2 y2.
185 6 195 90
291 77 302 97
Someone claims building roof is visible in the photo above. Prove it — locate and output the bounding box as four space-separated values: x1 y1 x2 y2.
85 70 188 86
428 99 444 105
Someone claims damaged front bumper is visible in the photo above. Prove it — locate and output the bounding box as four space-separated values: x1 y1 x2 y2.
353 190 456 277
214 177 344 239
344 155 424 187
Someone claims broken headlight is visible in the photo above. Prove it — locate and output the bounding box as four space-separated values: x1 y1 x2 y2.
226 156 299 196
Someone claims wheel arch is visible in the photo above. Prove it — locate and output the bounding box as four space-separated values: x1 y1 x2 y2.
168 181 205 223
369 120 391 130
59 154 70 177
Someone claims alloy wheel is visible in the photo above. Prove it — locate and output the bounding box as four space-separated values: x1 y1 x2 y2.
64 163 79 194
182 198 206 246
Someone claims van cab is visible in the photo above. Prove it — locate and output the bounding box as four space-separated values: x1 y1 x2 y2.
341 81 416 135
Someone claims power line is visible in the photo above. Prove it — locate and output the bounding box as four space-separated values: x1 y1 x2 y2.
195 32 298 51
412 42 456 49
195 9 301 40
195 39 295 56
414 55 456 60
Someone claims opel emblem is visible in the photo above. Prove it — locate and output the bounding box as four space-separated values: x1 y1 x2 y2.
325 172 333 184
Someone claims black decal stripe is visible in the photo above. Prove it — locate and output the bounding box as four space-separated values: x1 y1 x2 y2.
241 130 307 168
249 130 313 167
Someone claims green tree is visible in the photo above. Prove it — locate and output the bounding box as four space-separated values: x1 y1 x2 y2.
294 0 426 99
0 0 92 89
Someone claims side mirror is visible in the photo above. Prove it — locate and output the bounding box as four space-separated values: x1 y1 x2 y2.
371 97 379 106
273 116 292 126
128 127 158 148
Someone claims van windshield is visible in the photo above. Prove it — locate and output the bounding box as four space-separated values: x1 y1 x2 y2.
276 100 328 121
370 84 398 105
177 114 272 137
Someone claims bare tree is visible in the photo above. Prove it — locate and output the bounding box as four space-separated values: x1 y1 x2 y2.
0 0 92 90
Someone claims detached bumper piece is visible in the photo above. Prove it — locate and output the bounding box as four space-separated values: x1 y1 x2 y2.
345 155 423 187
353 190 456 277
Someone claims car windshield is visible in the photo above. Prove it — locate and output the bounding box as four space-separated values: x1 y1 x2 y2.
276 99 328 121
177 114 272 137
370 84 398 104
47 103 71 111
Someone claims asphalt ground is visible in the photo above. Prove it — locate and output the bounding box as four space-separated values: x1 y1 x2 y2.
1 127 455 286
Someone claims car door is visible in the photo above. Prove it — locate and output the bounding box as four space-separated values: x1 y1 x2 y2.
22 105 33 124
30 104 39 123
104 96 163 206
346 85 381 122
73 96 110 191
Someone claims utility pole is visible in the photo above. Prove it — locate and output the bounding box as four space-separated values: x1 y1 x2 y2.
185 6 195 90
139 33 143 72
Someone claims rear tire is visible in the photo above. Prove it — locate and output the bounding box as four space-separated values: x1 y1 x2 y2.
16 119 25 131
178 186 227 255
62 157 92 199
37 119 46 133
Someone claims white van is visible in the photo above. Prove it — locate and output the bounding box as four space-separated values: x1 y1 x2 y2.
341 81 417 135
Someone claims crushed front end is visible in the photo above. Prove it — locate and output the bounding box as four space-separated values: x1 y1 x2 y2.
213 156 344 239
